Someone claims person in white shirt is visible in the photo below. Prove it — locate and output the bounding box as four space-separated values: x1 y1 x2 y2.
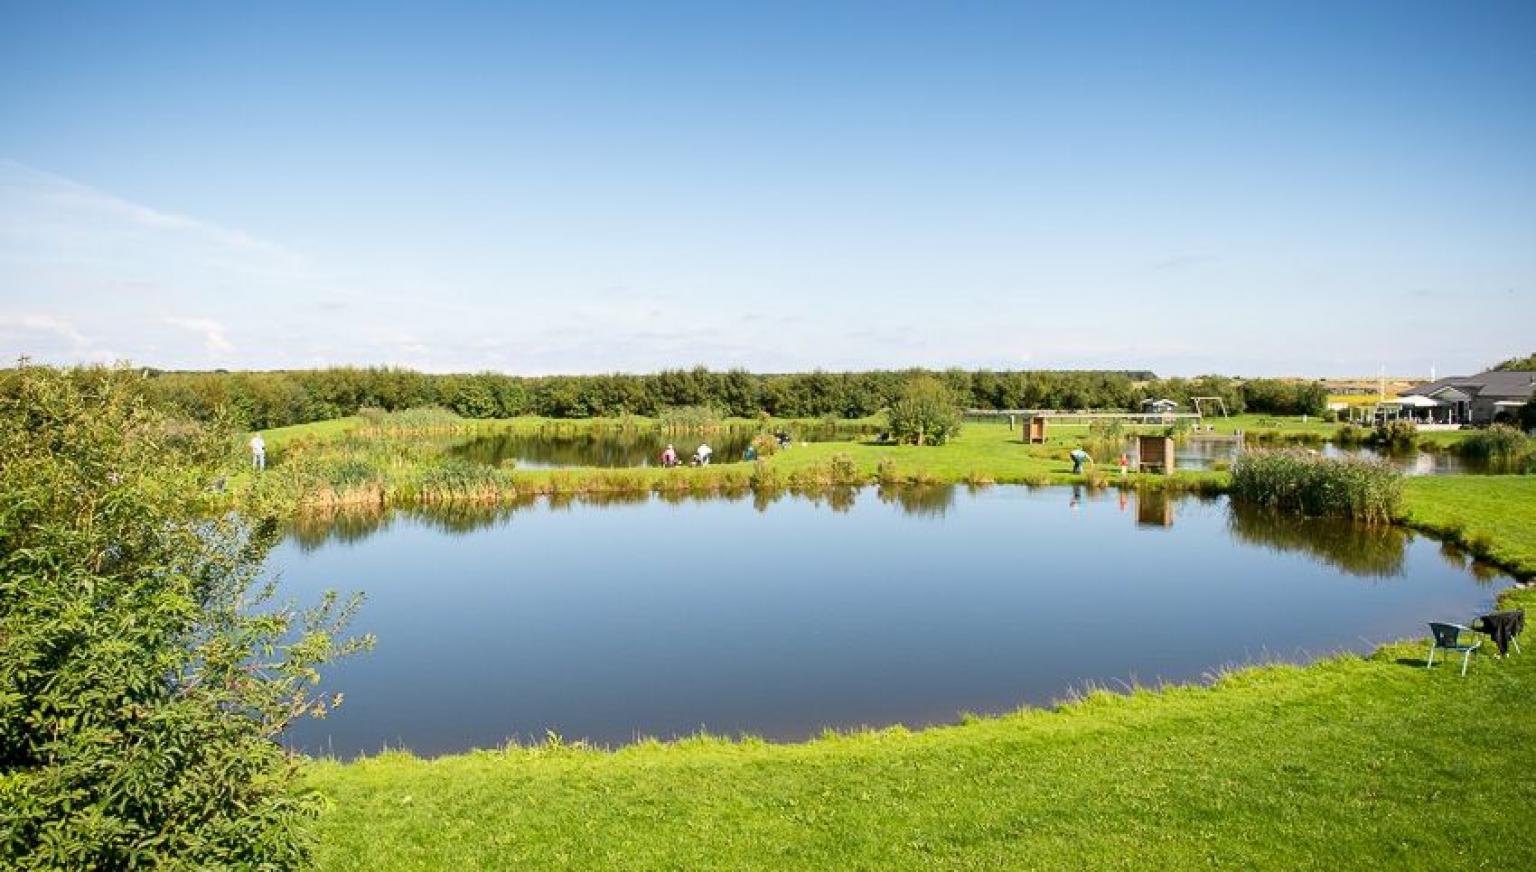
249 433 266 471
694 442 712 466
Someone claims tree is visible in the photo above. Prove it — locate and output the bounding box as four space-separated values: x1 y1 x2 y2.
1520 399 1536 434
886 376 962 445
0 365 370 869
1493 351 1536 371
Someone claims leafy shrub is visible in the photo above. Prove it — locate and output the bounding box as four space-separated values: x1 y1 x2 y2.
887 377 961 445
1334 423 1366 445
0 365 370 869
749 458 783 490
1371 419 1418 449
1230 449 1402 522
828 452 861 485
749 432 781 457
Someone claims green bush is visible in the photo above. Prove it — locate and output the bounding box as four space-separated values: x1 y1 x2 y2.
886 377 961 445
749 432 781 457
1371 419 1418 449
0 365 370 869
1230 449 1402 522
1334 423 1366 445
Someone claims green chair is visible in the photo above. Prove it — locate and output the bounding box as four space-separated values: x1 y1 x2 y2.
1427 623 1481 676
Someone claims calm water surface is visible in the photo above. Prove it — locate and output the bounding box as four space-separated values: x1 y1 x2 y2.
273 486 1509 758
450 425 872 470
1158 438 1482 474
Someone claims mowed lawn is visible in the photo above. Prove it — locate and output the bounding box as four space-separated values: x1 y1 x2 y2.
1400 476 1536 576
307 584 1536 871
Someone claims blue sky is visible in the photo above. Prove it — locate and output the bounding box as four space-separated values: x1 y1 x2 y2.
2 1 1532 376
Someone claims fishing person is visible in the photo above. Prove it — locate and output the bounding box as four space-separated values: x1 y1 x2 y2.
249 433 266 471
660 443 678 467
1070 446 1093 475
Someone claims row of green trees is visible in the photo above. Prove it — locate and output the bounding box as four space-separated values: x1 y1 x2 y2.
141 366 1328 429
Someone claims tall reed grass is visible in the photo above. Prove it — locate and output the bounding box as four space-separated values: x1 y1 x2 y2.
1458 425 1536 471
1229 450 1401 522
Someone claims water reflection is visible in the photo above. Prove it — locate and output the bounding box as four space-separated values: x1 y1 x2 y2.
876 484 955 517
1136 490 1175 527
1129 436 1489 476
452 424 872 470
273 485 1514 757
1226 506 1411 578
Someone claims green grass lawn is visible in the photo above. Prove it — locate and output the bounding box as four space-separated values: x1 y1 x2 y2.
261 415 367 450
1400 476 1536 576
305 589 1536 870
245 417 1227 512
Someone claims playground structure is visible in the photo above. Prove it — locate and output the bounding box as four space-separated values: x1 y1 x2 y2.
1190 396 1230 418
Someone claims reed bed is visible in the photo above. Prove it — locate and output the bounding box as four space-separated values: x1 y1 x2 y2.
1458 425 1536 472
1230 449 1401 522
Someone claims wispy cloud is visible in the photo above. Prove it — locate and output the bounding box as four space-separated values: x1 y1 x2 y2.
0 159 298 262
164 317 234 354
0 313 90 347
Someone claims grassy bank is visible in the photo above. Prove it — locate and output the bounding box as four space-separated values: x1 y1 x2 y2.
249 415 1228 514
1399 476 1536 577
306 584 1536 870
252 412 1505 518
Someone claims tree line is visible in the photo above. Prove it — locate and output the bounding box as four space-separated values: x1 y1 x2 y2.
136 366 1331 429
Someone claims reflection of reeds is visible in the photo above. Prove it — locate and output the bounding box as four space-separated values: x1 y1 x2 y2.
1227 505 1408 577
873 458 940 486
876 484 955 517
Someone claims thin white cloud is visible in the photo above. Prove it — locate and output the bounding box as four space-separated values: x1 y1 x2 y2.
0 313 90 347
164 317 234 355
0 159 297 262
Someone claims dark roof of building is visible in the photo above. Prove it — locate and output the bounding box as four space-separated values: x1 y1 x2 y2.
1405 370 1536 400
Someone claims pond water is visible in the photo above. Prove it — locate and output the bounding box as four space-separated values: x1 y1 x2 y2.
1154 438 1484 475
450 427 865 469
272 486 1510 758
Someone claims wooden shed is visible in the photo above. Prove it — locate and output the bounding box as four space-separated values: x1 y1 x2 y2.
1026 416 1048 444
1136 435 1175 473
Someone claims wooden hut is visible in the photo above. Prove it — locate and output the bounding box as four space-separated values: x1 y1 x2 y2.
1136 435 1175 473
